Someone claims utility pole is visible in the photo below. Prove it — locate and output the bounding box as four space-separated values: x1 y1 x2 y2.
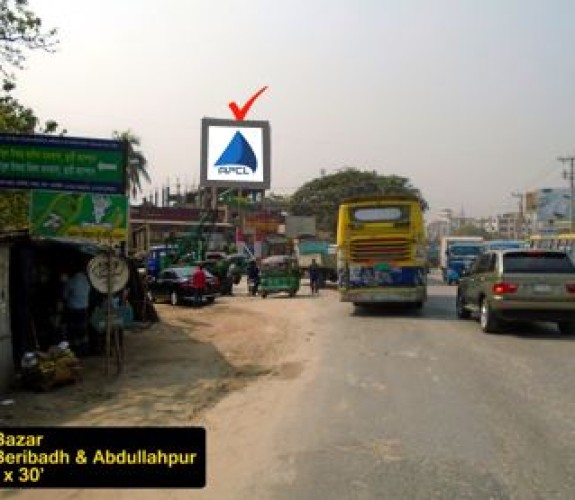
511 192 524 239
558 156 575 233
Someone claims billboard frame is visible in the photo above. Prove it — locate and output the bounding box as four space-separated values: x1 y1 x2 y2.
200 117 271 189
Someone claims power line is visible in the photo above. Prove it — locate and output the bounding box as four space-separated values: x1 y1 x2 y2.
558 156 575 232
519 162 562 192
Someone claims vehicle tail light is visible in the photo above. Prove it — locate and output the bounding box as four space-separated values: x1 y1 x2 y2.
182 278 194 289
492 282 518 294
565 283 575 293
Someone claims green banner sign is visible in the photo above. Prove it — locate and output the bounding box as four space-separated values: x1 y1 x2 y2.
0 134 126 194
30 190 128 242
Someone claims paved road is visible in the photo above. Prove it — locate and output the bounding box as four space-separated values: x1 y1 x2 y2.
245 275 575 499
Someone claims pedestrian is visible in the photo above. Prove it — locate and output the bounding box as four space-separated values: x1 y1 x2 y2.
246 260 260 296
192 264 206 307
62 261 91 355
309 258 320 295
226 261 238 296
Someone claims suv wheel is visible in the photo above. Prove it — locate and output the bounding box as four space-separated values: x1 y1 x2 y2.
480 298 499 333
558 321 575 336
456 291 470 319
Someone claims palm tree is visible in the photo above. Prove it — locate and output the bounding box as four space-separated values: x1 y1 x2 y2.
113 130 151 198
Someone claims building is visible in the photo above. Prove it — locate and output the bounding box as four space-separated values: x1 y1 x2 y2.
525 187 574 234
129 205 231 257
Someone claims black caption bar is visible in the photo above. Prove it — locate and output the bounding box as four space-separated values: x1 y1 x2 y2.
0 427 206 488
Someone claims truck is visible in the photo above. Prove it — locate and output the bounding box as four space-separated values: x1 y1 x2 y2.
439 236 484 283
145 209 224 278
295 239 338 287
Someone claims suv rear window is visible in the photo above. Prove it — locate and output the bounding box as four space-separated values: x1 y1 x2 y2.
503 252 575 273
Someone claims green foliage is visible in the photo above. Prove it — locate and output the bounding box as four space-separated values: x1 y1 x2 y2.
113 130 151 198
0 189 28 231
0 0 58 82
452 224 490 238
288 168 427 233
0 86 63 133
264 192 290 211
0 1 61 134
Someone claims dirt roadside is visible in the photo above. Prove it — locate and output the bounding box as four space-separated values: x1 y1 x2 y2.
0 282 330 499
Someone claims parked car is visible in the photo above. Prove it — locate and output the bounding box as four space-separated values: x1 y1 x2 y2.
147 266 219 306
456 249 575 334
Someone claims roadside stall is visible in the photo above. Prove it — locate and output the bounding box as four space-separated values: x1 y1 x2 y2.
6 236 154 389
0 133 157 391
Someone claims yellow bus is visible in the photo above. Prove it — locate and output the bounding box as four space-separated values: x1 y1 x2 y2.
528 233 575 261
336 194 427 308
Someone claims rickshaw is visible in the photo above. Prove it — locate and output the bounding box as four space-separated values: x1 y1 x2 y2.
259 255 301 298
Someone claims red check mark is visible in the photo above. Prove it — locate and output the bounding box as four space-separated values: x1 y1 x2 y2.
229 86 268 121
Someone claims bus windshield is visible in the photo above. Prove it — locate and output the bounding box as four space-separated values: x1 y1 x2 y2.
351 205 410 223
449 245 483 257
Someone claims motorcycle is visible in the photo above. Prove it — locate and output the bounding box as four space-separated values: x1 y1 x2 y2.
247 277 259 296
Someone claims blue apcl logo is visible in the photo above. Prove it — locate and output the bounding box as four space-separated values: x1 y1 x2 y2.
215 131 257 175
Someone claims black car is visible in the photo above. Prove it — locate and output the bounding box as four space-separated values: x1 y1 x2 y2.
147 266 219 306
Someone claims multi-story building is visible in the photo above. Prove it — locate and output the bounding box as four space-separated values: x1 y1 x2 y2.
525 187 573 234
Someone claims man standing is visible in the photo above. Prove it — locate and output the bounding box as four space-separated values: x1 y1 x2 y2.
63 262 91 355
246 260 260 296
225 261 238 296
192 264 206 307
309 258 320 295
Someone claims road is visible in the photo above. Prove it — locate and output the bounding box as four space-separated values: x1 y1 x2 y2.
220 273 575 499
7 273 575 500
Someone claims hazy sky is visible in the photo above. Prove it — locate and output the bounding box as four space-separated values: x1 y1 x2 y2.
15 0 575 218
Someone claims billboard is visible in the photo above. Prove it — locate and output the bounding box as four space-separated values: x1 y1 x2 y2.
200 118 270 189
30 190 128 242
284 215 316 238
529 188 571 222
0 133 127 194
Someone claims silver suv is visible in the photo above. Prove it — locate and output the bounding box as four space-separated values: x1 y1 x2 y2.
456 249 575 334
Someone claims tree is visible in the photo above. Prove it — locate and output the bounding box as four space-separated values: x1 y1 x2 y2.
0 1 61 133
0 0 58 83
452 224 490 239
288 168 427 234
113 130 151 198
264 192 291 212
0 83 61 133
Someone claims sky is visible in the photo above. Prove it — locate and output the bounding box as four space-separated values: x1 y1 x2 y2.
14 0 575 219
